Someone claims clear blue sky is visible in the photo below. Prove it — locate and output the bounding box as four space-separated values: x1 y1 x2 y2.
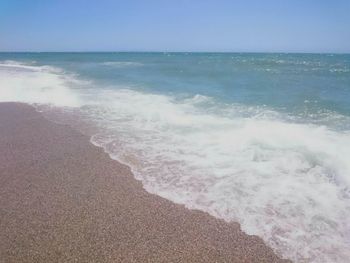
0 0 349 53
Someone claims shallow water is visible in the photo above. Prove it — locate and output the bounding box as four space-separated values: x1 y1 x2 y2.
1 53 350 262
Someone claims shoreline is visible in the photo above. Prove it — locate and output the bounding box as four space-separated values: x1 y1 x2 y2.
0 102 289 262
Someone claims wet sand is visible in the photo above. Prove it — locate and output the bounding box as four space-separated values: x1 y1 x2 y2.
0 102 290 262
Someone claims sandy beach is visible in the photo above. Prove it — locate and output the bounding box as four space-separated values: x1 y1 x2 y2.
0 102 289 262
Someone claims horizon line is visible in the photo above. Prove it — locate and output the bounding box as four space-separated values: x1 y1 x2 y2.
0 50 350 55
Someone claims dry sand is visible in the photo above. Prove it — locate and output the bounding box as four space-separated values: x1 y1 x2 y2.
0 102 290 262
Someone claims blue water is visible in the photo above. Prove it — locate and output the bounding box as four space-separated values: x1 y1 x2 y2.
2 52 350 116
1 53 350 262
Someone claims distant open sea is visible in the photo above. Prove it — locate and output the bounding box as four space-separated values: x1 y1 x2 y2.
1 52 350 262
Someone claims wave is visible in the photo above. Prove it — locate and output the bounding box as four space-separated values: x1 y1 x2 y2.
1 61 350 262
86 89 350 263
0 60 82 107
101 61 143 67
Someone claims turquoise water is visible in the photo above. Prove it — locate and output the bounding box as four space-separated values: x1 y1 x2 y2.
1 52 350 117
1 53 350 262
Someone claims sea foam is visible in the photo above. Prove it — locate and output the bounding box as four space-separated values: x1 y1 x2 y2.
87 89 350 262
0 61 81 107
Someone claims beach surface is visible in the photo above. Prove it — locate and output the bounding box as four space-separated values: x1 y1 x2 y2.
0 102 289 262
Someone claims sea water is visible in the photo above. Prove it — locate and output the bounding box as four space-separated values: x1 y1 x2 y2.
1 52 350 262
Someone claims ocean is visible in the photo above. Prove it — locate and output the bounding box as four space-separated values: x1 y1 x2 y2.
1 52 349 262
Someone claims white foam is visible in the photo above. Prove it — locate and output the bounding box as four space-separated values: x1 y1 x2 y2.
0 61 81 107
1 61 350 262
88 89 350 263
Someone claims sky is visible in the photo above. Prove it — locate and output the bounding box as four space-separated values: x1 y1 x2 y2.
0 0 349 53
